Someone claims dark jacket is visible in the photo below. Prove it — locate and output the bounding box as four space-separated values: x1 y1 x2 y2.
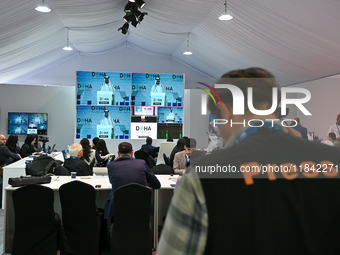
0 145 20 166
104 155 160 219
63 158 93 176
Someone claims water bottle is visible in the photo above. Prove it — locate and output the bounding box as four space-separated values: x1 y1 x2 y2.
66 145 70 158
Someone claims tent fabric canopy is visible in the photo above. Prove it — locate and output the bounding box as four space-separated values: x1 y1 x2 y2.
1 0 340 86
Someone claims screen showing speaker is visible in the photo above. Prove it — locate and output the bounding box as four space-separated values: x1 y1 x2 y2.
8 113 48 135
76 71 184 139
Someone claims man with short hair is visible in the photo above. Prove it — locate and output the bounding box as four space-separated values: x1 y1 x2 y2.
63 143 92 176
322 132 337 146
141 137 155 156
104 142 160 219
173 138 197 175
327 114 340 141
157 68 340 254
0 134 21 166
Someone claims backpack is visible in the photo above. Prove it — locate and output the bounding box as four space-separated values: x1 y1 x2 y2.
25 155 61 176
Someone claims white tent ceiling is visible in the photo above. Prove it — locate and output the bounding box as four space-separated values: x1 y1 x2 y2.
1 0 340 86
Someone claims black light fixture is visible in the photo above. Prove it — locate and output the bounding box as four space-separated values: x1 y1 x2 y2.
131 19 139 27
135 0 145 8
118 23 129 34
120 0 146 35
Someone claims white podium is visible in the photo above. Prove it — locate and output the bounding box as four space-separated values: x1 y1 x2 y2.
166 115 175 123
151 92 166 106
97 125 113 139
97 91 114 105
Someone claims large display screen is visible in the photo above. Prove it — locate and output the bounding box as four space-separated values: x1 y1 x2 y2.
76 71 184 139
8 112 48 135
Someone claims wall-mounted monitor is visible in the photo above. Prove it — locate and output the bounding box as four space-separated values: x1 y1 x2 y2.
8 112 48 135
76 71 184 139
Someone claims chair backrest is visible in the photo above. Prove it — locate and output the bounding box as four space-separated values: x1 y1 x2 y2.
147 155 156 169
151 164 173 175
12 184 59 255
59 181 99 255
156 142 176 165
135 149 150 167
111 183 152 255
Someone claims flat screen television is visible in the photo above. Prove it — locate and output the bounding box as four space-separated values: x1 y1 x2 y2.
8 112 48 135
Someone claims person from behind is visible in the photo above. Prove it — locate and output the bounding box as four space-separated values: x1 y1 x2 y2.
92 137 99 149
327 114 340 141
20 134 41 158
6 135 20 154
141 137 155 156
63 143 93 176
157 67 340 255
290 117 308 139
80 138 95 165
104 142 160 219
0 134 21 166
173 138 196 175
95 139 115 167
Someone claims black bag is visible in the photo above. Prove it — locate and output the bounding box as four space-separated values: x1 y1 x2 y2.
25 155 59 176
8 175 52 187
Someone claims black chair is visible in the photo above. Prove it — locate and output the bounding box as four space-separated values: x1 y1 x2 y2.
151 164 173 175
110 183 152 255
147 155 156 169
135 149 150 168
12 184 61 255
59 181 100 255
163 153 170 166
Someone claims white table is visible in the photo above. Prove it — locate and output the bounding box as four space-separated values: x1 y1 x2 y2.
3 174 176 253
2 152 64 208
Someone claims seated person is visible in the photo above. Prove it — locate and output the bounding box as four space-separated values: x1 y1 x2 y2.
141 137 155 156
6 134 21 154
91 137 99 150
95 139 115 167
173 138 196 175
20 134 41 158
0 134 21 166
321 132 337 146
63 143 93 176
104 142 161 219
80 138 95 165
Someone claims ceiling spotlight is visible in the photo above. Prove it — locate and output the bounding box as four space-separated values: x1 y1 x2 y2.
124 2 137 13
219 0 233 20
131 19 139 28
123 14 134 23
63 28 73 51
118 23 129 35
183 33 193 55
35 0 51 12
135 11 148 22
135 0 146 8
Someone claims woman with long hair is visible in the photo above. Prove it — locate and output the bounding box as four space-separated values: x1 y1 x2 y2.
95 139 115 167
6 134 20 154
20 134 40 157
80 138 95 165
